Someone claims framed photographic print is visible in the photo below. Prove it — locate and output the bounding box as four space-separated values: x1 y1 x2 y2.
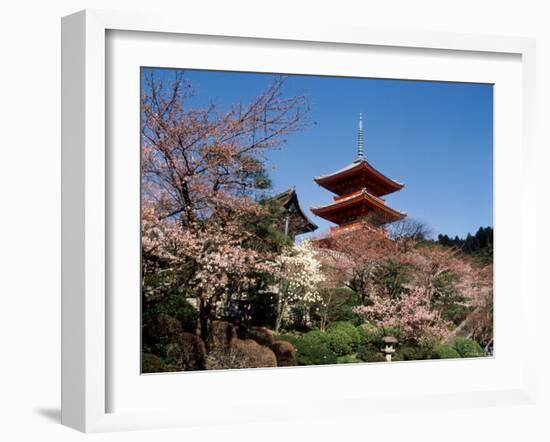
61 9 537 432
138 67 494 371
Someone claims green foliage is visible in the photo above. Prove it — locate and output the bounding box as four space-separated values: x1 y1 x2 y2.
255 199 295 246
434 345 461 359
395 342 435 361
294 331 337 366
326 288 363 326
453 337 485 358
223 200 290 324
357 323 384 346
327 321 363 352
326 328 354 356
441 303 471 326
371 261 411 298
337 354 361 364
431 272 470 326
239 155 272 190
286 305 314 332
357 347 386 363
437 226 493 264
396 344 424 361
356 328 451 362
390 352 404 362
356 323 390 362
220 199 295 327
141 353 180 373
155 295 199 333
274 333 300 347
142 285 199 362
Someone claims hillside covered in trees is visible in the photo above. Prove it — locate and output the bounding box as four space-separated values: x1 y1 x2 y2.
436 226 493 264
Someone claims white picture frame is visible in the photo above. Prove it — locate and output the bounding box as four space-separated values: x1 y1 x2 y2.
61 9 537 433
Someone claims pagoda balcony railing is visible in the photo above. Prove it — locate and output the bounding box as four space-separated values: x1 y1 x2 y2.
332 188 386 204
330 222 371 235
329 220 392 236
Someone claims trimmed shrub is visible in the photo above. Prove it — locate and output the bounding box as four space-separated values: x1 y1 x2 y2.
205 348 231 370
453 337 485 358
156 295 198 333
396 344 431 361
208 320 237 351
168 332 206 371
271 340 297 367
206 338 277 370
172 299 199 333
390 352 404 362
434 345 461 359
274 333 300 347
142 290 198 358
294 331 337 366
150 313 183 339
248 326 275 347
337 354 361 364
141 353 179 373
145 313 184 358
357 347 386 363
231 339 277 368
326 328 354 356
328 321 363 350
356 323 385 363
357 322 384 346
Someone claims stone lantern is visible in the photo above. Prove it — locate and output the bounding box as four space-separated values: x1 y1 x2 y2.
381 336 398 362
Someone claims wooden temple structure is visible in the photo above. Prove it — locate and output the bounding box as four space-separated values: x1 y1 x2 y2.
271 187 318 239
311 114 406 235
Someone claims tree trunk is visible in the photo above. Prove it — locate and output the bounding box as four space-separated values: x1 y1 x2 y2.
319 314 327 332
318 289 332 332
274 293 286 333
198 298 212 343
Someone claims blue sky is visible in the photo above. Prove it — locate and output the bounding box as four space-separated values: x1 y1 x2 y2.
142 68 493 239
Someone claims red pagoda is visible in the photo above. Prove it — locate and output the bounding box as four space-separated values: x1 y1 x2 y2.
311 114 406 235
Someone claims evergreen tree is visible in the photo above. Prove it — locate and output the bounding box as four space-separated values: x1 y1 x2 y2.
435 226 493 263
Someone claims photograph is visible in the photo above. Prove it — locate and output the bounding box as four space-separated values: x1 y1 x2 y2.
140 67 494 373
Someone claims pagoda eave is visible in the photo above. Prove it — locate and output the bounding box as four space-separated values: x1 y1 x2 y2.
311 190 406 225
314 159 404 197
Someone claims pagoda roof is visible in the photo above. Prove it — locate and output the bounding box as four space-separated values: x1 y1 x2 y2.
311 188 406 225
271 188 318 235
314 158 404 197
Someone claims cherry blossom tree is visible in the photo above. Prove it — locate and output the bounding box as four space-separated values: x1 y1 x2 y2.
142 196 281 339
140 71 310 340
315 224 397 303
355 287 452 342
141 71 309 226
274 241 325 332
315 224 493 345
444 263 493 347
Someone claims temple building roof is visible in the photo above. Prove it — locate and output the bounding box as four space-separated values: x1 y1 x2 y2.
271 188 318 237
314 158 404 197
311 188 406 226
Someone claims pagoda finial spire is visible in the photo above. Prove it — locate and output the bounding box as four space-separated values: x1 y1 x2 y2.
357 113 365 161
